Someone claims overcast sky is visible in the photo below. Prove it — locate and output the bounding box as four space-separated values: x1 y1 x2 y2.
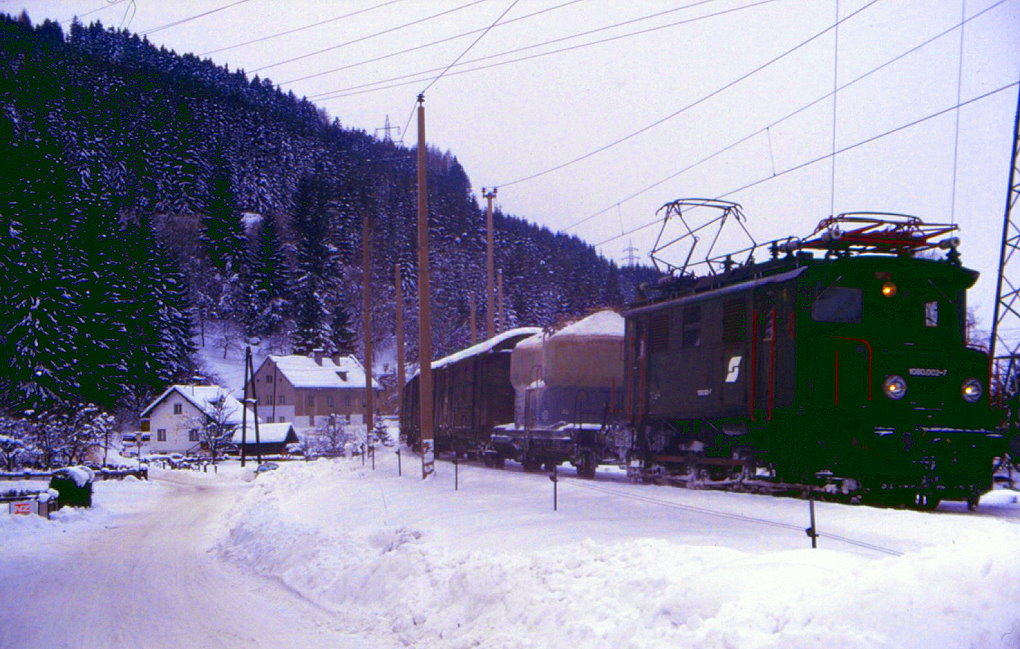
3 0 1019 335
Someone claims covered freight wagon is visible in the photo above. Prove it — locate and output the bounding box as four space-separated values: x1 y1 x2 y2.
401 328 541 455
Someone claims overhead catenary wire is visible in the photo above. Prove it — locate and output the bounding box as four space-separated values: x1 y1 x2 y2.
200 0 411 57
594 80 1020 248
493 0 880 190
311 0 761 101
829 0 840 218
141 0 251 36
249 0 489 75
563 0 1009 233
949 0 968 224
420 0 521 96
284 0 587 87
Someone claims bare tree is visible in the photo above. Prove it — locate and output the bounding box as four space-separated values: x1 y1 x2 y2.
195 394 238 464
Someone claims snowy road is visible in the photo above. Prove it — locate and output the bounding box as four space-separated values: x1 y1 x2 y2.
0 473 379 649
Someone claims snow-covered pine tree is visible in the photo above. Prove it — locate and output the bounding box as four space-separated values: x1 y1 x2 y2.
243 213 290 339
290 172 336 354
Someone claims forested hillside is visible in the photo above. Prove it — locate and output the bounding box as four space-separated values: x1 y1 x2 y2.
0 12 657 419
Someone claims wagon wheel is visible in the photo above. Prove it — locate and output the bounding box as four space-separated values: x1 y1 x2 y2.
576 450 597 479
522 454 542 472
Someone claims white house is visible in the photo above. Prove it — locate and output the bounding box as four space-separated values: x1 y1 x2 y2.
140 385 256 455
246 351 383 429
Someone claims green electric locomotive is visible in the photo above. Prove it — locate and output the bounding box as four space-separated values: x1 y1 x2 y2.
624 211 1003 508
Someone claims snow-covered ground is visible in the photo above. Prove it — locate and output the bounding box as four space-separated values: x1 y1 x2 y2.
0 468 374 649
215 451 1020 649
3 454 1019 648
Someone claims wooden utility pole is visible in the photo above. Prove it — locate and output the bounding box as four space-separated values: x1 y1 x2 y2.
416 94 435 479
362 212 374 437
395 264 405 417
469 293 477 344
497 268 505 333
240 348 249 467
483 187 497 339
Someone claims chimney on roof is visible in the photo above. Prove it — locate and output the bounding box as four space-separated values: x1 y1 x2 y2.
312 348 324 366
331 352 341 366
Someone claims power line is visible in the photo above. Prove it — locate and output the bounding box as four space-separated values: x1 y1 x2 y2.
563 0 1008 233
311 0 744 101
60 0 129 25
421 0 521 96
199 0 411 57
283 0 586 87
495 0 880 190
594 81 1020 248
249 0 489 75
141 0 251 36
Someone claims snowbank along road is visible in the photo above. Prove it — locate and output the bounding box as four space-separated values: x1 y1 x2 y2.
0 471 383 649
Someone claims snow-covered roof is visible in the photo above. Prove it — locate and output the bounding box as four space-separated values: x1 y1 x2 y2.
267 354 383 390
410 328 543 381
231 422 297 445
554 309 624 338
141 385 255 424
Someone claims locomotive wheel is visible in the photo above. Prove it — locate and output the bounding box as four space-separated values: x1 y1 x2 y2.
913 492 941 511
523 454 542 472
492 455 505 469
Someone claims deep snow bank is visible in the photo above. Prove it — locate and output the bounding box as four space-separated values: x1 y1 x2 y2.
215 455 1020 649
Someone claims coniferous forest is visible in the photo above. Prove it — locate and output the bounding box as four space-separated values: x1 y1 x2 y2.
0 12 657 433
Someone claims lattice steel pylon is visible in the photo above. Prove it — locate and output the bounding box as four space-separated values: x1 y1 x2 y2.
990 85 1020 437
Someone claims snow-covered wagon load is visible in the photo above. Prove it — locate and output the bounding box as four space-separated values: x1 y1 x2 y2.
401 327 541 456
488 310 626 477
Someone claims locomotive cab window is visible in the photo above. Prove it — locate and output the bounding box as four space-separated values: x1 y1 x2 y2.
811 286 863 323
924 301 938 327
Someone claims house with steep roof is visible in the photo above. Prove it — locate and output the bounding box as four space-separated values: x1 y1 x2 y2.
140 385 256 455
247 350 383 428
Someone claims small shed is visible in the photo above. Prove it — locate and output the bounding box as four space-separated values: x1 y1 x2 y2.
231 422 299 456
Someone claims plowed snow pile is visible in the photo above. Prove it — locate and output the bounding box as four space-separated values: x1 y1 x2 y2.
215 453 1020 649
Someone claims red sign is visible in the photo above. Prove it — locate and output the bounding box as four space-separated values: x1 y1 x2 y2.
10 501 33 516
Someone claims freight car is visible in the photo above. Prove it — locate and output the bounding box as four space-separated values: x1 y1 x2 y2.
488 310 626 477
401 328 540 456
623 212 1003 508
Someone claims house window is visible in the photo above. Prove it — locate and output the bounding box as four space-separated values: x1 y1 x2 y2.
345 395 352 407
306 394 315 407
189 429 199 442
327 395 335 408
266 374 274 383
278 416 286 423
278 395 285 405
157 429 167 442
173 403 182 415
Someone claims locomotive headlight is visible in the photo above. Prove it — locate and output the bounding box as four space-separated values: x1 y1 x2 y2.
882 375 907 400
961 378 983 403
881 281 897 298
